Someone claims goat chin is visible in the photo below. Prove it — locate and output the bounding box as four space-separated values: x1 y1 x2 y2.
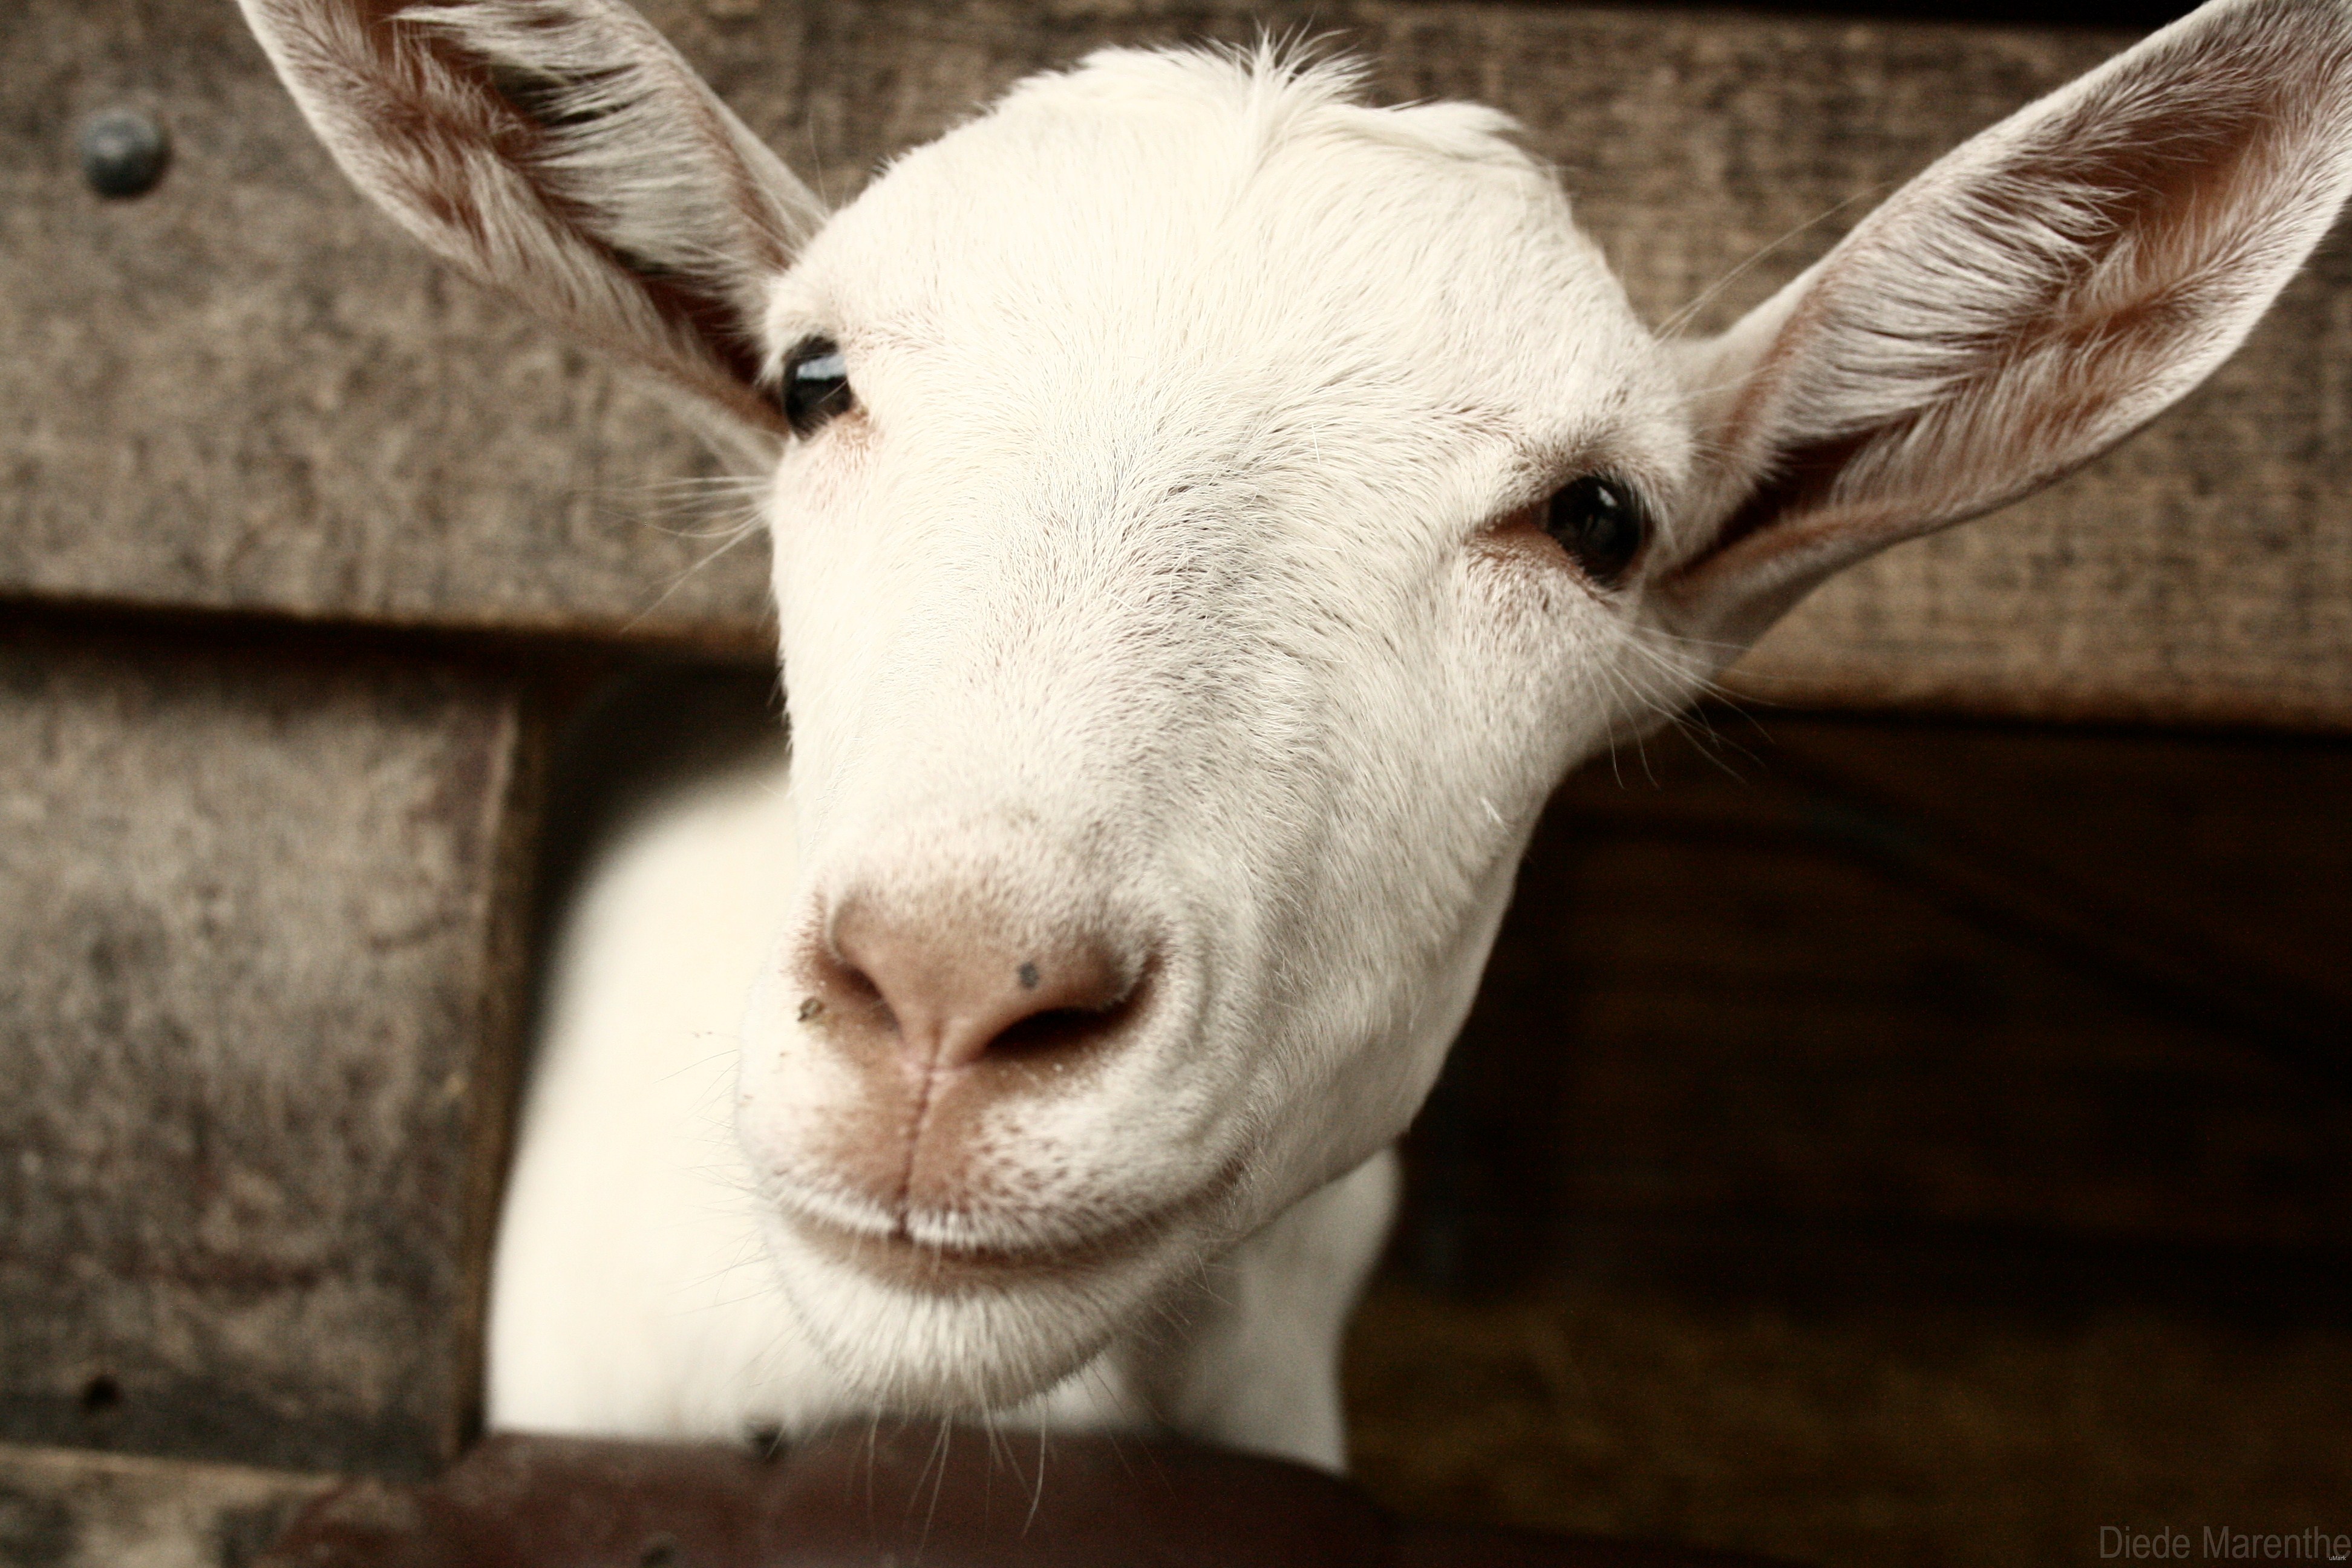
484 752 1399 1471
750 1207 1201 1415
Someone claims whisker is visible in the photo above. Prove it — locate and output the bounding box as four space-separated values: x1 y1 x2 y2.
1659 187 1883 339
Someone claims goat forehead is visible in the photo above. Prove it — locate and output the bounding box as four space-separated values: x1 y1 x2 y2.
785 50 1651 416
771 50 1688 712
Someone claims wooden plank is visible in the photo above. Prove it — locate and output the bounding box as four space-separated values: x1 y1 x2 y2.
0 0 764 652
1408 715 2352 1285
249 1429 1779 1568
1345 1276 2352 1567
0 1441 335 1568
0 626 540 1477
4 0 2348 725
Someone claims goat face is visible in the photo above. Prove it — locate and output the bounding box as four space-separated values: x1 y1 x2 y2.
241 0 2352 1419
737 53 1688 1408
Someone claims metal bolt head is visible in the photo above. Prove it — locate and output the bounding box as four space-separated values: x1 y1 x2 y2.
79 108 170 199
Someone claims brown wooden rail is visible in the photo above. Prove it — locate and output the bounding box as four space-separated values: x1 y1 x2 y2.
7 0 2352 727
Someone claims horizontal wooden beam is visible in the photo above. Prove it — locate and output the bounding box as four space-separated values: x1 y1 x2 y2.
5 0 2347 726
0 1441 334 1568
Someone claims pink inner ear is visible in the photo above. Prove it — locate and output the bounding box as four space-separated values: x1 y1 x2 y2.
384 17 782 406
1662 1 2352 636
244 0 813 443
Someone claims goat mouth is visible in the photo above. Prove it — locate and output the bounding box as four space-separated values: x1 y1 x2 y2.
777 1179 1231 1296
785 1216 1132 1293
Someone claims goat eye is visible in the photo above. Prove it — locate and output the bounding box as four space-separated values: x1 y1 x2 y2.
780 338 854 435
1543 475 1647 587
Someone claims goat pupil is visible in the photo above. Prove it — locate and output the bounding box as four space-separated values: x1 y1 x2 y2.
1543 475 1645 587
781 338 853 436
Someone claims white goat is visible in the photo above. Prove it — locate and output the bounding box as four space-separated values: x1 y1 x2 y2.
240 0 2352 1474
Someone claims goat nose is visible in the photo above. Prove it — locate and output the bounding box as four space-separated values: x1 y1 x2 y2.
811 897 1138 1077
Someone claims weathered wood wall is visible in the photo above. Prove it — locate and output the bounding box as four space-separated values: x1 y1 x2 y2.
0 624 539 1477
0 1442 332 1568
4 0 2350 1560
1369 713 2352 1563
1413 715 2352 1281
5 0 2350 724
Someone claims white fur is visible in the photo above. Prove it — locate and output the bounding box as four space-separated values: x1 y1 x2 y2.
490 746 1397 1459
235 0 2352 1473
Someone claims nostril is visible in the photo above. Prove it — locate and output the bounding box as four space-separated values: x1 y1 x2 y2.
963 941 1138 1063
831 956 885 1010
797 932 897 1035
986 973 1145 1060
992 1007 1106 1056
813 893 1145 1076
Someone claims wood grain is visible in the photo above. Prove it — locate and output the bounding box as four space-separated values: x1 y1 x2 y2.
1407 713 2352 1292
1 0 2345 724
0 1441 333 1568
0 626 540 1477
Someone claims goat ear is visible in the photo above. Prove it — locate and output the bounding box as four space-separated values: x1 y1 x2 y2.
237 0 823 443
1658 0 2352 652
